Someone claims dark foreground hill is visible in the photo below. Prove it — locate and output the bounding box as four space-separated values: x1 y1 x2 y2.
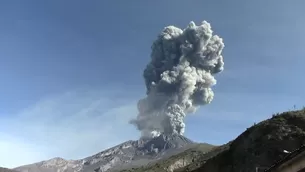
191 109 305 172
122 109 305 172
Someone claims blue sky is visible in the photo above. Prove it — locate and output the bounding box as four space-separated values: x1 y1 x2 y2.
1 0 305 168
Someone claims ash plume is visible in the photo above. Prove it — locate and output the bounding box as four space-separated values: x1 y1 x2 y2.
130 21 225 139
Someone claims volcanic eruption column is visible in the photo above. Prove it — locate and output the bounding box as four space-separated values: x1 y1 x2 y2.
130 21 225 139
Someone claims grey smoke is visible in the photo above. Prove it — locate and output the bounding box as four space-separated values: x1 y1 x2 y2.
130 21 225 138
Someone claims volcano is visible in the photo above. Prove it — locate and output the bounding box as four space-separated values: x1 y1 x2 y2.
14 134 195 172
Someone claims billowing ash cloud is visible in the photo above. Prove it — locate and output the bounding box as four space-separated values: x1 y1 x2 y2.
130 21 225 139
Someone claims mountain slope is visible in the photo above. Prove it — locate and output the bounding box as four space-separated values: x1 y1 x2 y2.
14 157 82 172
192 109 305 172
122 109 305 172
14 134 196 172
118 143 217 172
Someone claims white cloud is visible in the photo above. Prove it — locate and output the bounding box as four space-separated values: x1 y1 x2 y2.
0 89 139 168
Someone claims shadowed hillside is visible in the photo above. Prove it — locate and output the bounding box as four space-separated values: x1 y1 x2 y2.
192 109 305 172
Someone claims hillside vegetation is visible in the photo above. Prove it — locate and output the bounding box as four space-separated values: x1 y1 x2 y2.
121 109 305 172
